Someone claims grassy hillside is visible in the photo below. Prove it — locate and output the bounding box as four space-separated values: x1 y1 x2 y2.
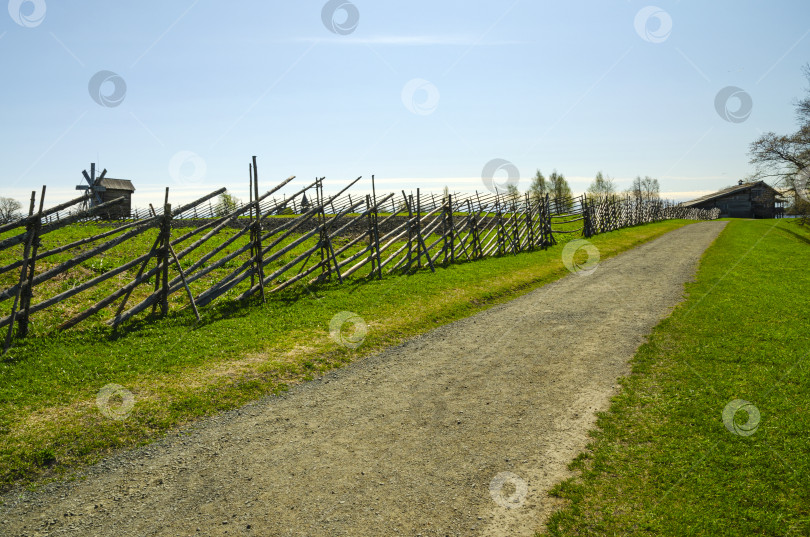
542 219 810 537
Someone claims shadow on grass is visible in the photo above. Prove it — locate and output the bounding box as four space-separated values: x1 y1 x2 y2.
779 223 810 246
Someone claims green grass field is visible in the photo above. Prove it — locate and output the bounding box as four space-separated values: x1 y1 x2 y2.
542 219 810 537
0 218 688 494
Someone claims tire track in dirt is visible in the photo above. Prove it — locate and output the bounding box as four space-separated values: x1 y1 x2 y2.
0 221 726 537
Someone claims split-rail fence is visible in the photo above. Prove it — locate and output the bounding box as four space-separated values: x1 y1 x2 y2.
0 159 719 349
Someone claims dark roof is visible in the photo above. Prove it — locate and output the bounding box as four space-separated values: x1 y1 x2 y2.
97 178 135 192
681 181 779 207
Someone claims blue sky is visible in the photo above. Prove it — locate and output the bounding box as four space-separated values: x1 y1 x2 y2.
1 0 808 209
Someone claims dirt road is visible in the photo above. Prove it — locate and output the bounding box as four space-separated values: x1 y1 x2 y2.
0 221 726 537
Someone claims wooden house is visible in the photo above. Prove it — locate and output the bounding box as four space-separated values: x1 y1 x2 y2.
96 178 135 219
681 180 786 218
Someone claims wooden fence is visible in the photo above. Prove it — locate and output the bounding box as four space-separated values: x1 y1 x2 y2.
0 161 719 350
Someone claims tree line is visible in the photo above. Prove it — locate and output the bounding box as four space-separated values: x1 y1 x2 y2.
500 169 660 211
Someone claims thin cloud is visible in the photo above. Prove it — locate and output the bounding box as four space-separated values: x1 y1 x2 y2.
292 35 525 46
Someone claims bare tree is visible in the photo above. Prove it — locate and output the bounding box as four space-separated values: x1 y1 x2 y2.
749 64 810 220
627 176 660 202
640 176 660 202
0 197 22 224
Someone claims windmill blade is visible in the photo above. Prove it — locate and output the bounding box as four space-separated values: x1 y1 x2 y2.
80 166 103 205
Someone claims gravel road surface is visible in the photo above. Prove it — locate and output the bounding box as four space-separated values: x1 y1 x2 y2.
1 221 726 537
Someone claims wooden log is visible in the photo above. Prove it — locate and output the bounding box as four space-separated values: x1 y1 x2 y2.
370 175 382 279
2 191 36 353
162 219 201 320
404 193 413 270
17 186 46 337
444 197 455 262
249 164 255 288
160 201 171 315
365 196 377 276
251 156 266 303
148 204 163 315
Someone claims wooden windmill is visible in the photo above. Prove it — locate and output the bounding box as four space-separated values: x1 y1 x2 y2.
75 163 108 211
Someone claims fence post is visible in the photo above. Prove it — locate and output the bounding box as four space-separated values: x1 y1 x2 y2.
495 195 505 256
545 194 555 246
416 189 422 269
159 203 172 315
252 156 266 303
404 192 413 270
371 175 382 279
366 195 376 276
582 196 590 238
3 190 37 352
448 194 455 262
18 186 47 337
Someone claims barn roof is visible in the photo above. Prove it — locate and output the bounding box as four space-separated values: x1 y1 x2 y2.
681 181 780 207
97 178 135 192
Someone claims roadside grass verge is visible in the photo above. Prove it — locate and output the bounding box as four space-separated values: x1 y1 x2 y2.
0 219 692 494
541 219 810 537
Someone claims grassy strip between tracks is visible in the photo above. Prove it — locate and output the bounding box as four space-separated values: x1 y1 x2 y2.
540 219 810 537
0 219 693 496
